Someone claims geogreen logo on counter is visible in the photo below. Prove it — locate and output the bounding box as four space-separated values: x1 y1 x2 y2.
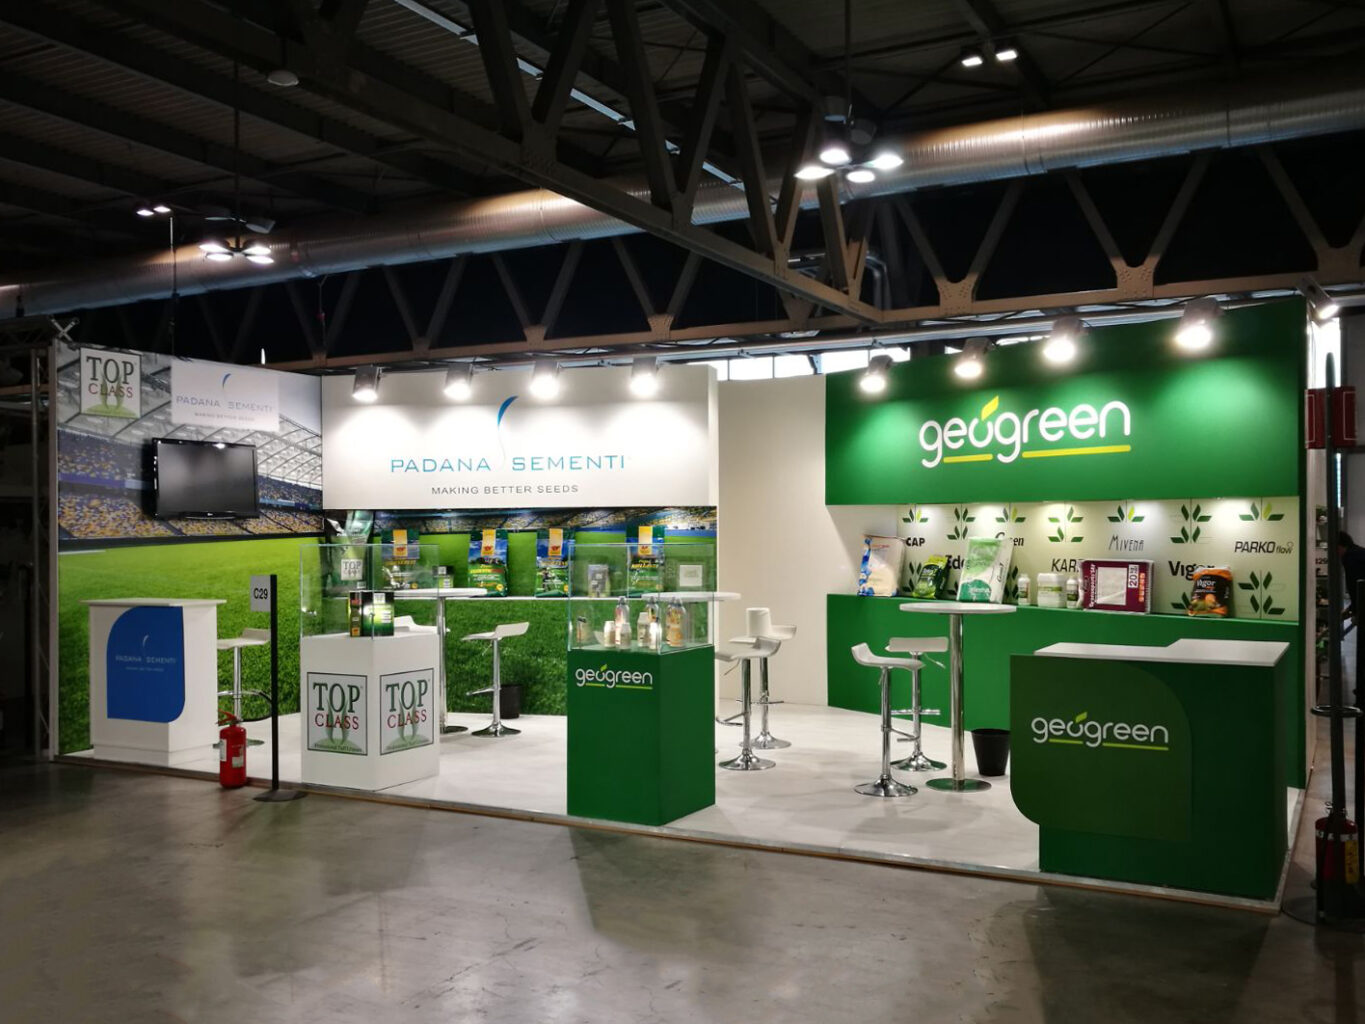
918 394 1132 469
574 665 654 689
1030 710 1170 751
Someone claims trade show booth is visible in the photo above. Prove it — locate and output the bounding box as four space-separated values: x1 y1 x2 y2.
55 298 1319 909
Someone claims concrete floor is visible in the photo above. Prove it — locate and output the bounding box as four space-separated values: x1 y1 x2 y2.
1 737 1360 1024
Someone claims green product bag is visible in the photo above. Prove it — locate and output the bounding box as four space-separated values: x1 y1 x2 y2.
956 537 1012 603
911 555 949 599
535 528 572 598
468 529 509 596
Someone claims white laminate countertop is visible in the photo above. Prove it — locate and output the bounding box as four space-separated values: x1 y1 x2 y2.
899 600 1017 615
390 588 490 599
82 598 227 608
1033 638 1289 668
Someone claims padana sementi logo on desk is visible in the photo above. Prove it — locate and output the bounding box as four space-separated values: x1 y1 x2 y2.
1030 711 1170 752
574 665 654 690
918 395 1132 469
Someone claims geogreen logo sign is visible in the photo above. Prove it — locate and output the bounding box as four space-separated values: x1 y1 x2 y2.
1030 710 1171 751
918 395 1132 469
574 664 654 689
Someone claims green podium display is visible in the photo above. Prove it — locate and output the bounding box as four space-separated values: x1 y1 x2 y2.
1010 639 1289 900
566 646 716 826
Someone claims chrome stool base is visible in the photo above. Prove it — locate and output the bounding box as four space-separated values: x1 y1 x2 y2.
855 776 916 798
720 750 774 771
472 722 520 738
751 730 790 750
893 751 944 772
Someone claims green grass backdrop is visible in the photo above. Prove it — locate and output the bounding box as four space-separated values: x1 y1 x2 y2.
60 531 716 751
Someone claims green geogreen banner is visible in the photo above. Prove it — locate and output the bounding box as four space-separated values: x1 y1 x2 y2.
826 302 1305 504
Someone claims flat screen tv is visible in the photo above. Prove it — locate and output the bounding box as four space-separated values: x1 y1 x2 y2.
152 438 260 519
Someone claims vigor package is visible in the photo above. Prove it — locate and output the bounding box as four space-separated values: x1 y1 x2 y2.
1187 566 1233 617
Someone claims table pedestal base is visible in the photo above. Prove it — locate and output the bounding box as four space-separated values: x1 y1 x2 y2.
927 777 992 793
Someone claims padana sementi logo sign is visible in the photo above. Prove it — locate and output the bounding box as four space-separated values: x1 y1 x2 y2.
574 664 654 690
918 395 1132 469
1030 710 1170 752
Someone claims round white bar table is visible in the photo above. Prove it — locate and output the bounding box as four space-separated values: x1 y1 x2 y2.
898 600 1016 793
392 588 488 732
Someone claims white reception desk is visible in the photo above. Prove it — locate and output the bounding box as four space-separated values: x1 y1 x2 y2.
83 598 224 766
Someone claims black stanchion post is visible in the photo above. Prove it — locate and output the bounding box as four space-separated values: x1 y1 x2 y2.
256 572 305 803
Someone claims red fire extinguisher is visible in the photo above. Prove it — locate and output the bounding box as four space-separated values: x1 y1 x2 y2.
1316 809 1360 887
218 713 247 789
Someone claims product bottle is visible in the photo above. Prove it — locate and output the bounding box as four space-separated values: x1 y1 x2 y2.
1017 573 1031 606
614 596 632 645
665 598 686 648
1065 575 1080 608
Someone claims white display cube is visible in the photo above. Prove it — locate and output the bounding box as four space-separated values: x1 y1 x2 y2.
84 598 224 766
300 632 441 790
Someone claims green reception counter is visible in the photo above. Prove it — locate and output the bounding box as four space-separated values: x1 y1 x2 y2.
1010 638 1290 901
566 646 715 826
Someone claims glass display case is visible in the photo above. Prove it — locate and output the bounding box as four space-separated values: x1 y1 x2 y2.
567 541 718 653
300 542 444 638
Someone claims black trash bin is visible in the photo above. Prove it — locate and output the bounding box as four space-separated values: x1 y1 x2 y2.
970 728 1010 776
499 683 523 720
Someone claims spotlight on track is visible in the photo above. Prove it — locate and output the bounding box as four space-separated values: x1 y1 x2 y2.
530 359 561 399
860 353 894 394
630 356 660 398
352 365 380 403
1043 316 1083 365
443 363 473 401
1174 297 1221 351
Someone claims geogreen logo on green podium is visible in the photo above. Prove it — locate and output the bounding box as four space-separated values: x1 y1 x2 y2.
1030 710 1169 751
574 664 655 690
1011 660 1191 841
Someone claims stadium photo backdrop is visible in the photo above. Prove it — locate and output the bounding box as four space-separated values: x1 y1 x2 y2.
56 343 323 754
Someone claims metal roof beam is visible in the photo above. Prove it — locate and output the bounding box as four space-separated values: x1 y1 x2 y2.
0 181 155 239
0 131 176 201
0 66 376 214
0 5 483 198
950 0 1052 108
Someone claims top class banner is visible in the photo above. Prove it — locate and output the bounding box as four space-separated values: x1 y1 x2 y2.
826 301 1305 505
321 365 717 510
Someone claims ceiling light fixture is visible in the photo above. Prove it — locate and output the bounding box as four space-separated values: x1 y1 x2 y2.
1042 316 1083 364
530 358 561 399
954 339 988 380
136 206 155 217
266 68 300 87
629 356 660 398
444 363 474 400
960 47 985 68
201 62 274 268
1174 297 1221 351
353 365 380 403
795 162 836 180
994 41 1019 62
867 151 903 171
846 168 876 184
1300 277 1341 322
860 353 894 394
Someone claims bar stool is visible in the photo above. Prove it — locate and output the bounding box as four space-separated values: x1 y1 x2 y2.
746 608 796 750
715 636 782 771
215 627 270 746
887 636 947 772
850 643 919 798
462 621 529 737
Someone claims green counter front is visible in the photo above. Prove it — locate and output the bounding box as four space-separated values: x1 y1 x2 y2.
827 594 1305 787
566 646 715 826
1010 639 1289 900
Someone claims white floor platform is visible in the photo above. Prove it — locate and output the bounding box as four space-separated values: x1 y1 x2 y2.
68 703 1304 906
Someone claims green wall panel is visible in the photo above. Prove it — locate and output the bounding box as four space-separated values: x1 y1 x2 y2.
826 301 1306 505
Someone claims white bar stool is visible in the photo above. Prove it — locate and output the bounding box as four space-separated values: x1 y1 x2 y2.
746 608 796 750
850 643 919 798
462 621 529 737
715 636 782 771
887 636 947 772
216 627 270 746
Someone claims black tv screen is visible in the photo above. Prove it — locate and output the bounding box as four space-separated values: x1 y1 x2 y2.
153 439 260 519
